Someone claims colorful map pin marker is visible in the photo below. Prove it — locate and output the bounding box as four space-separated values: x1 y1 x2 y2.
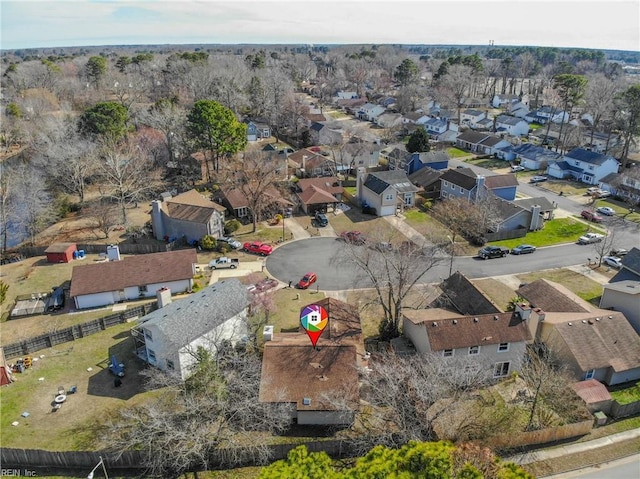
300 304 328 347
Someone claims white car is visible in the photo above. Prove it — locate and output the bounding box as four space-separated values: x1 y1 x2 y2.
511 165 526 172
602 256 623 269
596 206 615 216
578 232 605 244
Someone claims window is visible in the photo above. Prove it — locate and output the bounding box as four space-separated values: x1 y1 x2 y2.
468 345 480 355
166 359 174 370
404 194 412 206
385 193 394 201
588 165 594 171
147 348 156 364
443 181 449 188
460 186 464 193
498 343 509 352
494 361 510 377
584 369 595 380
441 192 448 199
138 285 148 294
443 349 454 357
144 329 153 341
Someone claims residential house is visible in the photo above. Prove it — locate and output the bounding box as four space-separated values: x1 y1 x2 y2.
244 119 271 141
492 94 527 109
402 309 532 379
478 135 512 156
583 130 619 154
295 177 344 214
357 103 386 121
483 173 519 201
302 112 327 127
218 186 286 221
599 170 640 204
429 272 502 316
511 143 562 171
456 131 492 152
494 115 530 136
535 106 570 124
423 118 449 136
460 109 487 128
599 280 640 334
330 142 383 173
132 279 249 380
484 196 545 233
405 151 450 175
403 111 430 125
259 298 363 425
610 247 640 283
151 189 226 243
461 97 486 108
507 101 529 118
309 122 343 146
287 148 327 177
408 167 443 200
439 168 518 201
375 112 404 129
384 147 412 171
336 91 358 100
358 169 419 216
70 248 197 310
547 148 619 185
516 280 640 385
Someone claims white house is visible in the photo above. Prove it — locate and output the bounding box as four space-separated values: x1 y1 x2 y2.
403 111 430 125
494 115 530 136
492 94 524 109
547 148 619 185
133 279 249 380
423 118 449 136
357 103 386 121
512 143 562 171
537 106 570 124
70 249 197 310
358 169 419 216
460 109 487 128
402 309 532 379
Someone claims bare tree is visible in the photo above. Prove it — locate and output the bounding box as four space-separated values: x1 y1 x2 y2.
435 64 473 125
10 163 54 245
0 166 16 254
584 73 619 148
430 197 487 247
84 200 118 239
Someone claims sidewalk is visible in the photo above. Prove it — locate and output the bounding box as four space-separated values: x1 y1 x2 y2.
284 216 311 240
384 215 431 248
504 428 640 465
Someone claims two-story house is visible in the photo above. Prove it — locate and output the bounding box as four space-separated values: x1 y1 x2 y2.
599 170 640 204
492 94 525 109
423 118 448 136
547 148 619 185
244 119 271 141
358 169 419 216
402 309 532 379
494 115 530 136
460 109 487 128
405 151 450 175
309 122 343 146
439 168 518 201
357 103 386 122
511 143 562 171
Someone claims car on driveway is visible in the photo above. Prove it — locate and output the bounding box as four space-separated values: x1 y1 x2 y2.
478 245 509 259
314 211 328 227
218 236 242 249
596 206 615 216
297 272 317 289
243 241 273 256
339 231 366 245
510 165 526 172
255 278 278 292
610 248 628 257
511 244 537 255
581 210 603 223
602 256 623 269
529 175 548 183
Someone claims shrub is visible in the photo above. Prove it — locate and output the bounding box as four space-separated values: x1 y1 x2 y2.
200 235 217 250
6 103 21 118
225 219 241 234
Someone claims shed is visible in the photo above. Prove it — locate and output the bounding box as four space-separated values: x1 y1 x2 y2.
45 243 77 263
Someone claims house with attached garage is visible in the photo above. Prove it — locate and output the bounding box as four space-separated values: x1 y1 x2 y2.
516 279 640 386
402 308 532 379
494 115 530 136
132 279 249 380
151 189 226 243
511 143 562 171
70 248 197 310
547 148 619 185
259 298 363 425
439 167 518 201
243 119 271 141
357 169 419 216
295 177 344 214
460 109 487 127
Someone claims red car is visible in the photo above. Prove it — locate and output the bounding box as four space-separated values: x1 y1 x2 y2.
339 231 366 245
297 272 318 289
580 210 603 223
243 241 273 256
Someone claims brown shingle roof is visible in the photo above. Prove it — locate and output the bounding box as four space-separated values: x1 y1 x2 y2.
70 249 197 297
517 279 593 313
554 312 640 372
44 243 77 253
572 379 612 404
162 189 225 223
431 271 502 315
484 174 518 189
403 310 532 350
297 178 344 205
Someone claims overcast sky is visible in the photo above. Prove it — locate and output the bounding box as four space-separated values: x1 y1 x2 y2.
1 0 639 52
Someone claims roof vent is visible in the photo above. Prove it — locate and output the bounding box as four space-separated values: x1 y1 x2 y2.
582 320 587 324
596 318 600 321
493 315 499 320
473 318 479 323
432 322 438 327
453 320 458 325
302 398 311 406
608 315 613 319
568 322 573 326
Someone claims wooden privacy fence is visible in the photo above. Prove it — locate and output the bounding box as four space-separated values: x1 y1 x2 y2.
486 419 594 450
611 399 640 419
18 242 171 258
484 227 528 242
1 304 156 360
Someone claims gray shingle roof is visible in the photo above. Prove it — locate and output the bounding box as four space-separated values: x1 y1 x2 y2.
496 115 525 126
364 170 418 195
440 168 478 190
565 148 615 166
141 279 249 349
457 131 491 144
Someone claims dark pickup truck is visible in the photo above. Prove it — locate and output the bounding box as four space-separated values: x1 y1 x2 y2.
478 246 509 259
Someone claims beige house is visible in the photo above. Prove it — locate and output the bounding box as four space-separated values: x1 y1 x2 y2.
599 280 640 334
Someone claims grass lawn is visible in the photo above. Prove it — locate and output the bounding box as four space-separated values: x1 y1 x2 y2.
446 147 473 158
474 278 519 311
490 218 603 249
595 198 640 223
270 288 326 333
344 186 357 195
466 158 508 169
609 381 640 405
528 123 543 130
516 269 603 303
232 221 292 244
540 179 590 196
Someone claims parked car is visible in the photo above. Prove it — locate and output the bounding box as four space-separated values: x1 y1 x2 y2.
510 165 526 172
511 244 537 255
581 210 603 223
297 272 318 289
529 175 548 183
602 256 623 269
478 246 509 259
208 257 239 270
254 278 278 292
610 248 628 257
314 211 328 227
596 206 615 216
578 232 605 244
586 187 611 198
218 236 242 249
46 287 65 312
243 241 273 256
339 231 366 245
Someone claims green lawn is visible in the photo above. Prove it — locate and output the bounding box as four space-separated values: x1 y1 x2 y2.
517 269 603 303
609 382 640 405
446 147 472 158
595 199 640 223
491 218 603 249
467 158 508 169
529 123 543 130
233 222 292 243
344 186 357 195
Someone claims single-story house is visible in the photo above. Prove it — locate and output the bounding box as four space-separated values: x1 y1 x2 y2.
45 243 77 263
218 186 287 221
259 298 363 425
151 189 226 243
70 248 197 310
599 280 640 335
456 131 492 152
296 177 344 214
403 111 430 125
358 169 419 216
511 143 562 171
547 148 619 185
402 308 532 379
494 115 530 136
132 279 249 380
375 112 404 129
478 135 512 156
408 167 443 199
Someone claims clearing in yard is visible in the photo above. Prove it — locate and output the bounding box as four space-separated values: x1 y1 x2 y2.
473 278 519 312
517 269 603 304
490 218 601 249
